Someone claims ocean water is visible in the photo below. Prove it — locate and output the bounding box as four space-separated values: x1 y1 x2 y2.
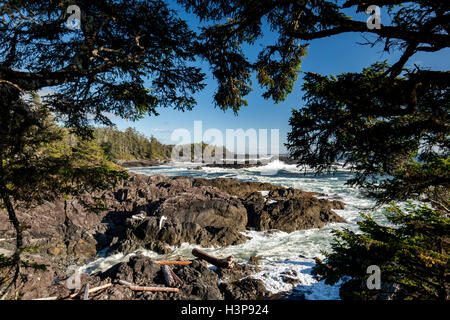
79 160 386 299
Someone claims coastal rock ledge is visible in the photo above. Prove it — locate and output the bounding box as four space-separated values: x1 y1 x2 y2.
0 174 345 262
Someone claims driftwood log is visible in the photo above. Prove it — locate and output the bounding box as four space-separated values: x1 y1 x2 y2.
118 279 179 293
87 283 112 294
32 296 58 300
129 286 180 293
118 279 135 287
162 265 176 287
192 248 234 269
69 283 112 299
155 260 192 266
161 265 183 287
83 283 90 300
169 267 183 287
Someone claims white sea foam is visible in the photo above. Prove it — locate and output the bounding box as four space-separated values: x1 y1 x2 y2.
247 160 299 175
259 190 270 197
253 259 344 299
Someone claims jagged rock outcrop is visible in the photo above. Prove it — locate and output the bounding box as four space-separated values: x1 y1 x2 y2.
116 159 169 168
0 174 345 262
219 277 266 300
245 191 346 232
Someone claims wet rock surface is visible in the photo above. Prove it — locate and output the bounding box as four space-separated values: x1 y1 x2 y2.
246 195 345 232
219 277 266 300
0 174 345 262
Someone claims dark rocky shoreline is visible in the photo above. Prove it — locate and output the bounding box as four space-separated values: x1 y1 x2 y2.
115 159 169 168
0 174 345 300
119 155 297 169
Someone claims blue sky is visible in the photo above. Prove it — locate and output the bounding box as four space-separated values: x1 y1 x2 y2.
110 3 449 154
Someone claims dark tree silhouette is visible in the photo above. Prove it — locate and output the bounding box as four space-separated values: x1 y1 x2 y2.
180 0 449 111
180 0 449 299
0 0 204 297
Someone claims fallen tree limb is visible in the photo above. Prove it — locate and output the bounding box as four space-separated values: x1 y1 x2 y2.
129 286 180 293
161 265 183 287
192 248 234 269
83 283 90 300
169 267 183 287
118 279 134 287
155 260 192 266
32 296 58 300
89 283 112 294
69 283 112 299
162 265 176 287
119 280 134 287
118 279 179 293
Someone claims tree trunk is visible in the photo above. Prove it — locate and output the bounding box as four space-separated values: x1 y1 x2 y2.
0 181 22 298
0 184 23 262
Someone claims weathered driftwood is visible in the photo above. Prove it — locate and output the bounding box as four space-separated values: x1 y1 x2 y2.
32 296 58 300
162 265 176 287
83 283 90 300
155 260 192 266
118 279 134 287
118 279 179 293
192 248 234 269
69 289 83 299
88 283 112 294
161 265 183 287
129 286 180 293
169 267 183 287
69 283 112 299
